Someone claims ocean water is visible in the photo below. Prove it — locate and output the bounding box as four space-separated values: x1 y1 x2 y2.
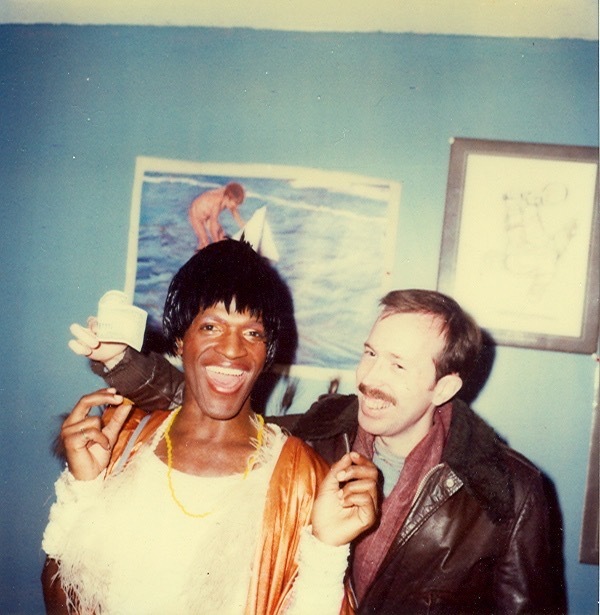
131 165 398 388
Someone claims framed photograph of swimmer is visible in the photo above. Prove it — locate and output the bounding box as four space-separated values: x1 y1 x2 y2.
125 156 401 414
437 138 599 354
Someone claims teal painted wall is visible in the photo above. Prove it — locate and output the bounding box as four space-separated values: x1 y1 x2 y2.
1 25 597 613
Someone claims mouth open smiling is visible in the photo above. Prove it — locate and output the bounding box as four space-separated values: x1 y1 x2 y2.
206 365 246 392
358 384 396 415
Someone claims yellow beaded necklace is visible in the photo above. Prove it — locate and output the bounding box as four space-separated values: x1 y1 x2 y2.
164 406 266 519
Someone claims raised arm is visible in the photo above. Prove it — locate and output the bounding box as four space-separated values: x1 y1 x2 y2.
69 319 184 412
42 390 132 612
311 451 379 547
284 452 378 614
90 347 184 412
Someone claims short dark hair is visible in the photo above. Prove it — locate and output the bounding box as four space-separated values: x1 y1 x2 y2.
162 239 289 366
379 289 482 381
223 182 245 204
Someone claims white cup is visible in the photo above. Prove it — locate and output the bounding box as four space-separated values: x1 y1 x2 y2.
96 290 147 351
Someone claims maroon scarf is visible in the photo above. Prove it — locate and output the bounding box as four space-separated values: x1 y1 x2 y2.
352 402 452 603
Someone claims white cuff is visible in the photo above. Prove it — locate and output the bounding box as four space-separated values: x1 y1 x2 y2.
57 468 105 499
299 525 350 576
284 526 350 614
42 469 104 557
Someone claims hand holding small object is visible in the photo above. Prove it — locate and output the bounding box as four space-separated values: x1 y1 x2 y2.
68 317 127 367
311 451 379 546
61 388 132 481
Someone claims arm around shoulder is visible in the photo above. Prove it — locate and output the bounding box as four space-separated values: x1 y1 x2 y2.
91 347 184 411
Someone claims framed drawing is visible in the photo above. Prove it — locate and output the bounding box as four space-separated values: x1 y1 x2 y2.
438 138 599 353
125 157 401 414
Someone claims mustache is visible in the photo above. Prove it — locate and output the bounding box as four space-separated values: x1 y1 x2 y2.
358 383 396 406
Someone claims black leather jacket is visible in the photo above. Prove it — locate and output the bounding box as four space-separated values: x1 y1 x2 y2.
289 394 564 615
94 350 565 614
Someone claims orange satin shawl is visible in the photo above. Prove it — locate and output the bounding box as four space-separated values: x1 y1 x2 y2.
102 407 354 614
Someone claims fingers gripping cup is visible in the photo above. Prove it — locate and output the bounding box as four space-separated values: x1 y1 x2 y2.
96 291 148 352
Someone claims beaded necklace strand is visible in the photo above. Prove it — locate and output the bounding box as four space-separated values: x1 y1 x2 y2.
164 406 266 519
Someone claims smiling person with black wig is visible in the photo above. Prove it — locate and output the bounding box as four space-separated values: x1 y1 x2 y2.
41 239 378 615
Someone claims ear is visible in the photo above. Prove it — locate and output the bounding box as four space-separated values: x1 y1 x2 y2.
432 373 463 406
175 339 184 356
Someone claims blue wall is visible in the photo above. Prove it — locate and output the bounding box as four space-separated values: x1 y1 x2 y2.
0 25 597 614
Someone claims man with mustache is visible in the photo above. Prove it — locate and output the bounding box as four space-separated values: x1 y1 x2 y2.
71 287 559 614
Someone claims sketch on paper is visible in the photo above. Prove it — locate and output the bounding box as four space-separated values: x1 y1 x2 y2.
497 182 577 300
449 153 596 339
